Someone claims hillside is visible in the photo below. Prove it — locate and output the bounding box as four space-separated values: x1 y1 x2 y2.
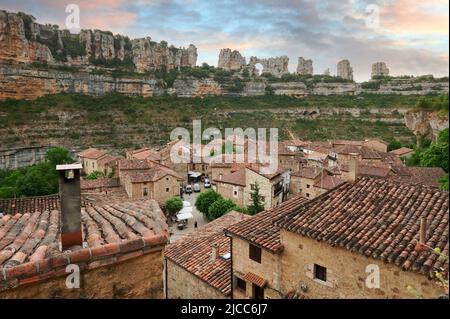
0 93 419 151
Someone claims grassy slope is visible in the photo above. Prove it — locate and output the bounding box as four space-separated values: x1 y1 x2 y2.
0 93 419 149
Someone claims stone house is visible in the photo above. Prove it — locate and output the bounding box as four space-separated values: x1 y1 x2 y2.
77 148 108 175
126 147 162 163
165 211 250 299
389 147 414 158
214 168 246 207
0 165 169 298
225 174 448 299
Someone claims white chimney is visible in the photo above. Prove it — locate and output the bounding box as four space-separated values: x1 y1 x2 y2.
348 153 359 182
211 243 219 262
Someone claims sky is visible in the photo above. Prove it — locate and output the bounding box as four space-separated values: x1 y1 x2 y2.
0 0 448 81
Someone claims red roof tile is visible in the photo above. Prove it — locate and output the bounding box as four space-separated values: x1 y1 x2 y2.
214 168 246 186
165 211 250 296
291 167 322 179
274 176 449 278
225 195 309 253
0 195 59 215
389 147 414 156
389 166 445 188
80 178 120 190
243 272 267 287
78 148 108 160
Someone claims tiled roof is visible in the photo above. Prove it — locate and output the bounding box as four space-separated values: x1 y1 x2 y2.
0 199 168 291
78 148 108 160
118 159 151 170
314 175 345 190
97 154 120 166
291 167 322 180
274 176 449 278
389 166 445 188
214 168 246 186
129 148 161 162
340 163 392 178
246 165 286 180
389 147 414 156
165 211 250 296
225 195 309 253
0 195 59 215
243 272 267 287
124 165 182 183
80 178 120 190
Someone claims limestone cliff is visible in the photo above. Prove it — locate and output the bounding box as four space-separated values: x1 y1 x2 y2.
0 10 197 71
404 110 449 142
218 49 246 71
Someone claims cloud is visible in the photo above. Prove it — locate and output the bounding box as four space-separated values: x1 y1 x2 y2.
1 0 448 81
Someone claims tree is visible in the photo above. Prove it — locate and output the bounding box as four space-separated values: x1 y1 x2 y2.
195 189 222 216
387 139 402 152
247 182 265 215
419 129 449 172
85 171 105 180
438 174 449 191
165 197 183 218
45 147 74 168
207 198 237 221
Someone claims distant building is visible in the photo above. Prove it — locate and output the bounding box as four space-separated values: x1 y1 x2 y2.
296 57 313 75
371 62 390 78
77 148 109 175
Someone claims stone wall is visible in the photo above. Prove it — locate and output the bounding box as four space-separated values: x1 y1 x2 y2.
279 230 445 299
0 250 165 298
218 49 246 71
0 145 49 170
166 259 228 299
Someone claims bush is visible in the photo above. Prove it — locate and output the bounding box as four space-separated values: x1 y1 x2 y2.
165 197 183 217
85 171 105 180
195 189 222 216
207 198 237 220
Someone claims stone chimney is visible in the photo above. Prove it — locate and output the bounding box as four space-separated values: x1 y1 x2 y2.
210 243 220 263
348 153 359 182
56 163 83 250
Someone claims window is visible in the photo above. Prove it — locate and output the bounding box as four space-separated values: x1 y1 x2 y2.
253 285 264 299
143 187 148 197
314 264 327 282
306 193 310 198
92 162 95 168
236 277 246 291
166 177 169 181
166 187 170 192
249 244 262 263
233 186 239 198
250 184 255 191
306 184 310 189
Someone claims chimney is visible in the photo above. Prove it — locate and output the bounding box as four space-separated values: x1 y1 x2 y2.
57 163 83 250
210 243 219 263
419 217 427 244
348 153 359 182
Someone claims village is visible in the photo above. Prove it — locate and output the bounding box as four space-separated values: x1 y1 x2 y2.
0 134 447 299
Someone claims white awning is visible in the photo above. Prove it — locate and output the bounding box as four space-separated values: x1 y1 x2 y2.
188 171 202 178
182 201 191 208
177 211 194 221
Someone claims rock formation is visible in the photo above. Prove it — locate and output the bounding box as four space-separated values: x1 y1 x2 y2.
0 10 197 72
404 110 449 143
337 59 353 81
371 62 389 78
218 49 246 71
248 56 289 77
296 57 313 75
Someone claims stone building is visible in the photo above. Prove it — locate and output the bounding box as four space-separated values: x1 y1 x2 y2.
218 49 246 71
0 164 169 298
296 57 313 75
226 175 449 299
337 59 354 81
371 62 390 78
165 211 250 299
77 148 109 175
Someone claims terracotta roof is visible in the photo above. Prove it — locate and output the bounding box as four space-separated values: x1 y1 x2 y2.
243 272 267 287
274 176 449 278
389 147 414 156
97 154 120 166
246 165 286 180
0 199 169 291
118 159 150 170
283 291 309 299
340 163 392 178
291 167 322 180
78 148 108 160
80 178 120 190
165 211 250 296
124 166 182 183
0 195 59 215
129 148 161 162
314 175 345 190
225 195 309 253
214 168 246 186
389 166 445 188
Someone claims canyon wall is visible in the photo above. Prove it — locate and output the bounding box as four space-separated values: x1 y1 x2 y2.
405 110 449 142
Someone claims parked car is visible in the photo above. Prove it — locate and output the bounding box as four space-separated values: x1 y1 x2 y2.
193 183 201 192
204 178 211 188
185 185 193 194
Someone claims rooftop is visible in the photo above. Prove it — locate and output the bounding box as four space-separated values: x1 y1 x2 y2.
291 167 322 180
165 211 250 296
77 148 108 160
214 168 246 186
0 195 59 215
225 195 309 253
123 165 182 183
389 166 445 188
389 147 414 156
80 177 120 190
0 198 169 290
314 174 345 190
274 176 449 278
118 159 151 170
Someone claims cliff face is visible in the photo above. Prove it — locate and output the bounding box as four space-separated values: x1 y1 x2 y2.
0 10 197 71
404 110 449 142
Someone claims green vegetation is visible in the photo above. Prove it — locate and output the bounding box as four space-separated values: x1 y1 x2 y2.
0 147 73 198
84 171 105 180
195 189 222 216
246 182 265 215
413 95 449 115
406 128 449 190
207 198 238 220
165 196 183 218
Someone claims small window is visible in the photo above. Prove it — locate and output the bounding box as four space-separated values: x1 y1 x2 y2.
306 193 310 198
306 184 310 189
143 187 148 197
92 162 95 168
166 187 170 192
236 277 246 291
314 264 327 282
249 244 262 263
166 177 169 181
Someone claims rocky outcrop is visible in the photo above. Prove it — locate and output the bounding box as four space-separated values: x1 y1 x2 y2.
404 110 449 142
337 59 353 81
0 10 197 72
218 49 246 71
296 57 313 75
248 56 289 77
172 77 222 98
270 82 308 97
312 82 359 95
0 65 164 100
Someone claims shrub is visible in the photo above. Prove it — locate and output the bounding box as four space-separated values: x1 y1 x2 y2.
84 171 105 180
195 189 222 216
165 197 183 217
207 198 237 220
